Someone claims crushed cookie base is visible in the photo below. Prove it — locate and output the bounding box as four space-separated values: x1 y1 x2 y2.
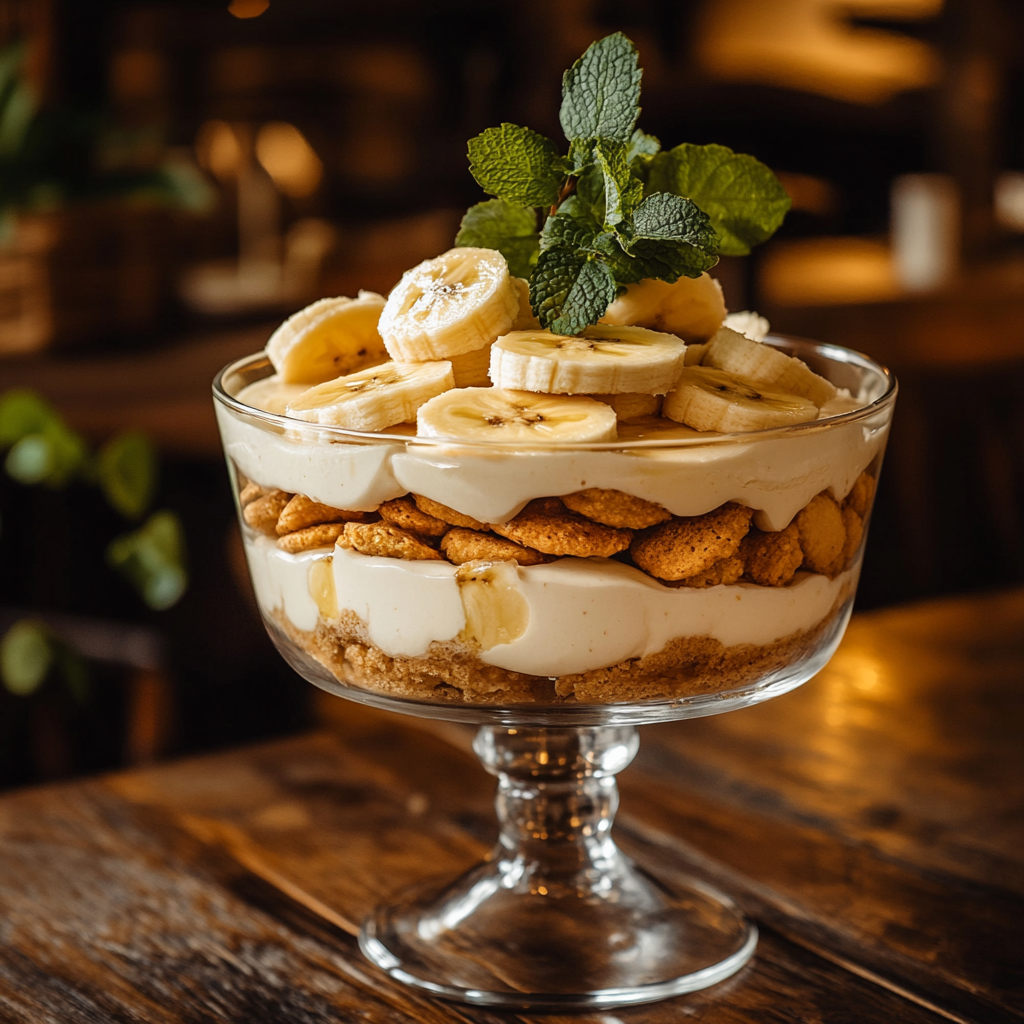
271 579 854 707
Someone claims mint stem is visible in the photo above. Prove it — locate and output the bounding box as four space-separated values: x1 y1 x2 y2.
550 177 576 217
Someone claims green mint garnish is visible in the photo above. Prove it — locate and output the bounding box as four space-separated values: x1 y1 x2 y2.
467 123 569 208
646 143 791 256
456 199 540 279
532 248 617 335
458 34 789 333
559 32 642 144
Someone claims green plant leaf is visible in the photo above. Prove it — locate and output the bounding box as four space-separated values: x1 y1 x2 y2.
0 389 61 445
540 211 599 252
646 143 791 256
97 430 157 520
0 620 51 696
467 124 568 207
627 129 661 163
455 200 540 278
559 33 642 144
107 509 188 611
617 192 720 280
4 425 87 487
530 247 617 334
592 137 643 228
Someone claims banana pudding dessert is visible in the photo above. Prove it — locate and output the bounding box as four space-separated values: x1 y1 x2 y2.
215 33 892 709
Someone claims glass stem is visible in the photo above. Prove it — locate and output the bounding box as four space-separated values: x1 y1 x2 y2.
473 726 640 897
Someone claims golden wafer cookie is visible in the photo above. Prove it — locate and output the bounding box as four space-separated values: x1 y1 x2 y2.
795 493 845 574
677 554 745 588
343 521 443 561
413 494 488 531
740 522 803 586
491 498 633 558
844 472 875 519
242 489 293 535
379 496 449 537
440 528 552 566
276 494 369 535
277 523 347 553
239 482 264 507
562 488 671 530
630 504 752 581
826 506 863 577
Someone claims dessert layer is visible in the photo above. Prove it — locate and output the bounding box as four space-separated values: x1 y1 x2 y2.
217 384 887 531
245 534 857 678
271 585 852 705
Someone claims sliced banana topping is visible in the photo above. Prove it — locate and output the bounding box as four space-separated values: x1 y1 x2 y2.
511 276 541 330
663 366 818 432
591 392 662 418
490 324 687 396
379 247 519 362
287 360 454 432
723 310 770 342
266 292 388 385
417 387 618 443
448 343 494 388
236 375 313 414
600 273 726 342
703 326 836 408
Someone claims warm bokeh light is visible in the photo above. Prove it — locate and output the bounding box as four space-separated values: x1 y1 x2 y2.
228 0 269 18
760 237 901 306
696 0 942 105
195 120 242 182
255 122 323 198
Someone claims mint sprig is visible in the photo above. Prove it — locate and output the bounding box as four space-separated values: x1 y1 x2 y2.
456 199 539 278
459 33 789 334
646 143 791 256
559 32 642 144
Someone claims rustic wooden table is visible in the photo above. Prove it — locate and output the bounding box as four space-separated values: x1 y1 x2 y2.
0 588 1020 1023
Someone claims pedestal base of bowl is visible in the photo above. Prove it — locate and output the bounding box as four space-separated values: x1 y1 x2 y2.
359 725 756 1009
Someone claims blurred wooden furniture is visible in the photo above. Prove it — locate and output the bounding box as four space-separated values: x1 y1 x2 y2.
0 587 1019 1021
0 204 173 355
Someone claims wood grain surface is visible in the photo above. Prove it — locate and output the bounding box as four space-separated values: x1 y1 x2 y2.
0 588 1021 1023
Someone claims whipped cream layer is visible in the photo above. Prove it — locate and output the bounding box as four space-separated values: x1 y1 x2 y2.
218 392 887 531
244 535 853 678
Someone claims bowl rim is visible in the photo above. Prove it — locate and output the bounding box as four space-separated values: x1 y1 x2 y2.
212 333 897 451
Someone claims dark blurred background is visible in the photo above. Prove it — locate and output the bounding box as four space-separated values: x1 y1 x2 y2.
1 0 1022 788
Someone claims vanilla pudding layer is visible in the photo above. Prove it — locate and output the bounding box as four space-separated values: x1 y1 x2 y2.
216 396 887 532
244 535 857 699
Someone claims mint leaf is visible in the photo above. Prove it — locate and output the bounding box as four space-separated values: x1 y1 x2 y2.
0 389 61 446
627 129 660 163
456 199 539 278
540 211 598 251
559 33 641 144
647 143 790 256
592 138 643 227
530 248 616 334
619 192 719 280
468 123 568 207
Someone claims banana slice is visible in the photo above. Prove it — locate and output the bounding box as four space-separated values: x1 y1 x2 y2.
379 247 519 362
287 361 453 432
664 366 818 432
600 273 726 342
448 344 494 388
703 327 836 408
511 276 541 330
236 375 312 414
266 292 388 384
592 392 662 418
417 387 617 443
490 324 687 395
723 310 770 342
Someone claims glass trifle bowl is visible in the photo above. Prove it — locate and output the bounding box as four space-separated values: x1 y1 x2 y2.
213 335 895 1009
